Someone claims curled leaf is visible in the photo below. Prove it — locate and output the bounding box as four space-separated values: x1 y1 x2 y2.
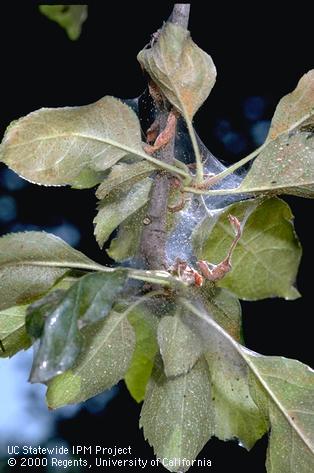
138 22 216 120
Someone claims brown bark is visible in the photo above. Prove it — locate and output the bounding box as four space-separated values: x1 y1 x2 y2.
139 4 190 270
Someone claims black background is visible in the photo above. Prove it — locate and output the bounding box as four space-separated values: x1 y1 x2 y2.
0 3 313 472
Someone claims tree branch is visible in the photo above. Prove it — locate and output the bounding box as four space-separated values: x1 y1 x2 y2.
139 4 190 270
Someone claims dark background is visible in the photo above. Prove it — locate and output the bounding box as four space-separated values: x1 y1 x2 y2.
0 3 313 472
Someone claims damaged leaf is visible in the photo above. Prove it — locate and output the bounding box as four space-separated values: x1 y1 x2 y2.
0 96 143 186
0 231 102 310
140 356 213 473
138 22 216 120
157 311 203 377
182 299 314 471
94 178 152 248
267 70 314 140
239 116 314 197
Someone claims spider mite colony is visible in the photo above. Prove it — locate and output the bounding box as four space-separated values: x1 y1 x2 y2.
0 5 313 473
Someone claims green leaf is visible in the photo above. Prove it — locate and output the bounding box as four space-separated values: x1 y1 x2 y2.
239 116 314 197
125 306 159 403
157 312 202 377
137 22 216 120
0 96 143 186
182 299 314 471
29 271 127 383
181 293 266 449
0 305 31 358
108 205 147 261
0 231 102 310
140 356 213 473
47 309 135 408
193 197 302 300
246 353 314 473
96 161 156 200
39 5 88 40
26 290 65 340
267 70 314 141
205 346 267 450
94 178 152 248
200 284 243 342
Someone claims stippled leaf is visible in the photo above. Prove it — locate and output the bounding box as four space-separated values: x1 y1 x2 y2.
125 306 159 403
157 312 202 377
140 356 213 472
0 96 143 187
200 285 243 342
108 205 147 262
47 309 135 408
39 5 88 40
138 22 216 120
0 231 102 310
267 70 314 140
239 116 314 197
182 299 314 471
193 197 301 300
29 271 127 383
0 305 31 358
94 178 152 248
181 294 266 449
246 352 314 473
96 161 155 199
